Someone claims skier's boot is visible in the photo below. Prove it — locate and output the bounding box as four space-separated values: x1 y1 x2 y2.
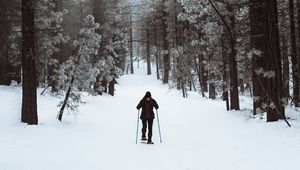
147 134 154 144
147 140 154 144
141 133 147 141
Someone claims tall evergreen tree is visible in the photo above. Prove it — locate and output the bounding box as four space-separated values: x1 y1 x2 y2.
161 0 170 84
250 0 289 125
207 0 240 110
21 0 38 124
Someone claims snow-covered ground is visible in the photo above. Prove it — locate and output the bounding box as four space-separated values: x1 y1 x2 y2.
1 63 300 170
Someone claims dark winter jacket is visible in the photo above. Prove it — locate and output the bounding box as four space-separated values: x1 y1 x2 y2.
136 97 159 119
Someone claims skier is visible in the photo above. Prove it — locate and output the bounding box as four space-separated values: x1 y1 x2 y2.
136 91 159 144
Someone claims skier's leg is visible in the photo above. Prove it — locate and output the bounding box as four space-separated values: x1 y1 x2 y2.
141 119 147 139
147 119 154 143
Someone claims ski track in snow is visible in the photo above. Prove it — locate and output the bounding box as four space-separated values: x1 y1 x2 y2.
1 63 300 170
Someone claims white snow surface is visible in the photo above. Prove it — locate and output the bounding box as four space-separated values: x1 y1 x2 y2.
1 63 300 170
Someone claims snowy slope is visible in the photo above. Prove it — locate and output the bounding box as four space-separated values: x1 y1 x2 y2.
1 63 300 170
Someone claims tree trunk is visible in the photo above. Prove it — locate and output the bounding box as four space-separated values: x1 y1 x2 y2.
146 28 151 75
209 82 216 99
58 75 74 121
289 0 300 106
129 14 134 74
200 60 208 92
154 20 160 79
250 0 289 125
21 0 38 125
281 32 289 100
228 5 240 110
102 79 107 93
181 81 186 98
162 0 170 84
297 0 300 102
176 57 181 90
250 0 265 115
221 38 229 110
108 78 115 96
193 54 205 97
264 0 285 122
0 2 10 85
94 75 102 94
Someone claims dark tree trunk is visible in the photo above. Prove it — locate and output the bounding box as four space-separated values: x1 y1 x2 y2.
162 0 170 84
189 80 192 92
195 27 207 95
0 2 11 85
201 66 208 92
239 79 245 95
228 5 240 110
297 0 300 102
209 82 216 99
21 0 38 125
146 28 151 75
58 75 74 121
250 0 289 126
221 38 229 110
154 19 160 79
289 0 300 106
108 78 116 96
181 82 186 98
176 57 181 90
264 0 285 122
197 53 207 93
129 14 134 74
102 79 108 93
162 33 170 84
281 32 289 100
250 0 266 115
193 54 205 97
200 52 208 92
208 53 216 99
278 4 289 100
94 75 102 94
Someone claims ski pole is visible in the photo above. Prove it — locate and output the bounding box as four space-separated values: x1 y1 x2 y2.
135 110 140 144
156 109 162 143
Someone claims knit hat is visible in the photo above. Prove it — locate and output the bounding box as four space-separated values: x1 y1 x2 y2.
145 91 151 98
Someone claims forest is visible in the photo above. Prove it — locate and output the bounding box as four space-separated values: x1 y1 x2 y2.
1 0 300 126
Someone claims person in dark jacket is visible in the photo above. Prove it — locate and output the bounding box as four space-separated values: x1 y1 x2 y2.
136 91 159 144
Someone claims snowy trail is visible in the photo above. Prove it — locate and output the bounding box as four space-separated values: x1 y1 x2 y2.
1 63 300 170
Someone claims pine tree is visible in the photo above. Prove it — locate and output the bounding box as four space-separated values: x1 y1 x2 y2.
58 15 101 121
250 0 290 125
35 0 69 90
21 0 38 125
